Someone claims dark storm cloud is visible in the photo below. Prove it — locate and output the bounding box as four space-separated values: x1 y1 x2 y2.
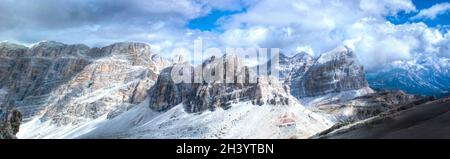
0 0 224 45
0 0 208 30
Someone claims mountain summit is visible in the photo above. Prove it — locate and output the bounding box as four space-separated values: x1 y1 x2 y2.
284 46 371 98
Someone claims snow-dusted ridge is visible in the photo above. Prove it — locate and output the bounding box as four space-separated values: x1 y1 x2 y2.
300 87 374 107
12 43 341 139
5 42 426 139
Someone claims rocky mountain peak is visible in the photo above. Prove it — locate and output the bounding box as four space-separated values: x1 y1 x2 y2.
97 42 153 66
0 42 28 50
315 45 356 64
32 41 66 48
262 52 314 83
0 42 29 58
29 41 90 58
290 46 370 98
101 42 151 55
291 51 314 62
149 54 290 113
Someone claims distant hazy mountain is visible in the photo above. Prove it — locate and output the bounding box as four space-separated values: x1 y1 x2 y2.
367 55 450 97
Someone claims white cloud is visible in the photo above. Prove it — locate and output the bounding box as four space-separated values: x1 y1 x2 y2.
0 0 244 47
412 2 450 20
343 20 449 70
1 0 450 71
220 27 269 48
296 46 315 56
359 0 416 16
210 0 450 70
438 32 450 58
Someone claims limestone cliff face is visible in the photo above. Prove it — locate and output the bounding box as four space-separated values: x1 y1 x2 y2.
40 42 170 125
270 47 429 122
262 47 368 99
258 52 314 85
149 54 291 113
276 52 314 83
0 41 170 125
0 41 92 118
291 46 369 98
0 109 22 139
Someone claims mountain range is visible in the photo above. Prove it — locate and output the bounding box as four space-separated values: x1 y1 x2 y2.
367 54 450 97
0 41 448 139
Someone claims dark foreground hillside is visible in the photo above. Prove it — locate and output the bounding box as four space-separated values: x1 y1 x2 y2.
314 97 450 139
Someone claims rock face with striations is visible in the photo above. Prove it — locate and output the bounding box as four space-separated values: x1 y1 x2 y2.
149 54 291 113
0 41 170 125
291 46 369 98
0 109 22 139
0 41 92 118
40 42 170 125
275 52 314 83
259 52 314 84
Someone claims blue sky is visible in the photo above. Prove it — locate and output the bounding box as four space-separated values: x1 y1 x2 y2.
1 0 450 70
189 0 450 31
181 0 450 70
187 10 245 32
388 0 450 28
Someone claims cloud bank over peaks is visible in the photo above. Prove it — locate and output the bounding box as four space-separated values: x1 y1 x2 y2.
0 0 246 47
412 2 450 20
0 0 449 71
215 0 448 70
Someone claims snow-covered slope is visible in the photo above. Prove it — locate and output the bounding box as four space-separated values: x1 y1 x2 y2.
367 55 450 97
17 113 108 139
18 98 333 139
300 88 374 107
79 98 333 139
